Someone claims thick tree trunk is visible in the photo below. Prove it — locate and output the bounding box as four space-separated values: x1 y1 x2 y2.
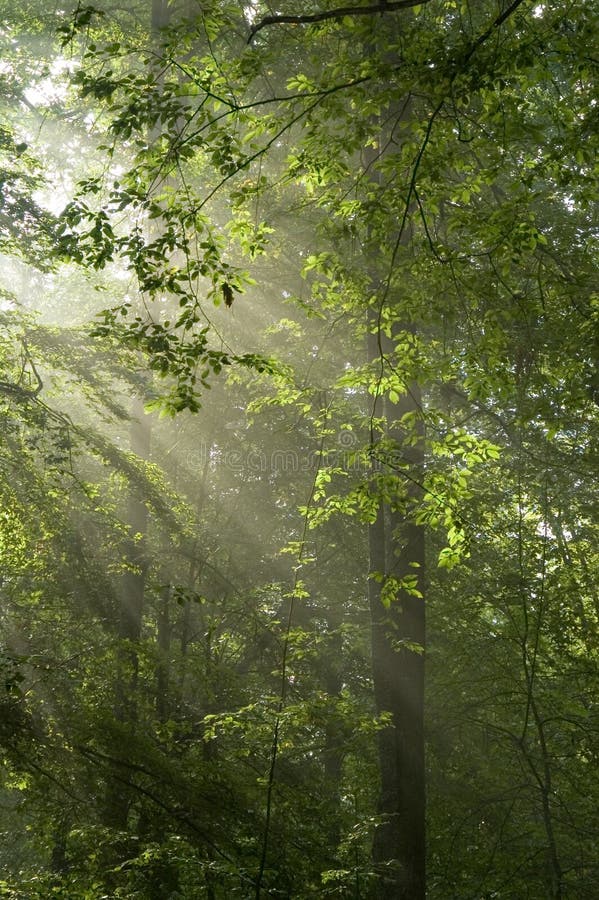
368 329 426 897
362 36 425 880
369 513 425 897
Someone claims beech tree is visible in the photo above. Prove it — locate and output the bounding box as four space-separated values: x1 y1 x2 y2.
0 0 597 897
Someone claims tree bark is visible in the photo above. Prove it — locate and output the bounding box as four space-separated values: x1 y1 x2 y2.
368 332 426 897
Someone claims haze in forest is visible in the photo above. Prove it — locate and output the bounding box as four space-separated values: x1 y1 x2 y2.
0 1 596 898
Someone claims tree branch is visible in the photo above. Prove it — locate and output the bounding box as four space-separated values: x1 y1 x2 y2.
468 0 528 59
248 0 430 42
0 380 42 400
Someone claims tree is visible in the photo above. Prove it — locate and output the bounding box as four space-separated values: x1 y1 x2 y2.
0 0 597 897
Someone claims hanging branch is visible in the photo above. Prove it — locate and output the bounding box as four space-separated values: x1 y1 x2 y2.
0 342 43 400
248 0 430 41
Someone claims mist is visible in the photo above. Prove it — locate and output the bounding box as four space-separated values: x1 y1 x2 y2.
0 2 597 898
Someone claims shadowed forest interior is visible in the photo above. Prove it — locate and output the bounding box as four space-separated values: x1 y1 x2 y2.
0 1 597 897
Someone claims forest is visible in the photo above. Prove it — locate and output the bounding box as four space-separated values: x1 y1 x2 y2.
0 0 597 897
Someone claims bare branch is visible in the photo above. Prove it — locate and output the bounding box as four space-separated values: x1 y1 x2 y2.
248 0 430 42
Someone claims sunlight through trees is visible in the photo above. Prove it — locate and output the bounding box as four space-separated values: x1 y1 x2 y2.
0 1 597 897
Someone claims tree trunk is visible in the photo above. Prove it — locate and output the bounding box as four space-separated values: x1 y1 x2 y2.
104 395 150 830
361 22 425 877
368 330 426 897
156 580 171 724
323 609 344 848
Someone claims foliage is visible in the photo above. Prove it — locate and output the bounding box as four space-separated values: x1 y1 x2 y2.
0 0 597 897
